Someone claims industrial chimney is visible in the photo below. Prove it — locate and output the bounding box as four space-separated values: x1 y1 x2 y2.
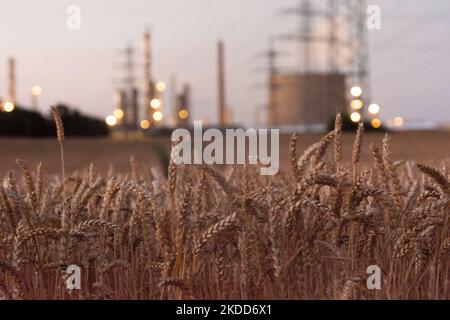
141 29 153 123
113 88 127 126
176 83 191 126
8 57 16 104
217 40 227 127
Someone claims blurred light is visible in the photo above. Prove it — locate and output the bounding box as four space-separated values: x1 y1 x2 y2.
153 111 163 122
140 119 150 129
113 109 124 119
105 115 117 127
394 117 404 127
350 112 361 123
351 86 362 97
371 118 381 129
156 81 166 92
3 101 15 112
150 98 161 109
351 99 364 110
31 86 42 96
178 109 189 120
368 104 380 115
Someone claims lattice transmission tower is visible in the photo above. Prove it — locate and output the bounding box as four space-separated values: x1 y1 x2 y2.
269 0 372 127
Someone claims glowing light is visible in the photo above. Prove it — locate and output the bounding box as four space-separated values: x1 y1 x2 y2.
351 99 364 110
178 109 189 120
105 115 117 127
350 112 361 123
368 104 380 115
153 111 163 122
156 81 166 92
150 98 161 109
113 109 124 119
3 101 15 112
140 120 150 129
394 117 404 127
371 118 381 129
351 86 362 97
31 86 42 96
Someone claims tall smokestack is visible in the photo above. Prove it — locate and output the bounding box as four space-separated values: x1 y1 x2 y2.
141 30 152 122
170 73 178 126
8 57 16 104
113 88 126 126
176 83 190 126
131 88 139 127
217 40 227 127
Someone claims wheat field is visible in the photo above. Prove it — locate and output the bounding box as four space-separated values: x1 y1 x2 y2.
0 112 449 300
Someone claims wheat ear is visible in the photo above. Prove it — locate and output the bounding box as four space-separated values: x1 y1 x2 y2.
51 107 66 197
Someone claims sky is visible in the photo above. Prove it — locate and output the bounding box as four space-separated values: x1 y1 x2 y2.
0 0 449 127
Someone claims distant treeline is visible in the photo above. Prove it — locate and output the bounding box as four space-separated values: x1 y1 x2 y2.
0 104 108 137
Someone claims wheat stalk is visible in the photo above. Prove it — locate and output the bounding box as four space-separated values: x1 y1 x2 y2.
51 107 66 198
